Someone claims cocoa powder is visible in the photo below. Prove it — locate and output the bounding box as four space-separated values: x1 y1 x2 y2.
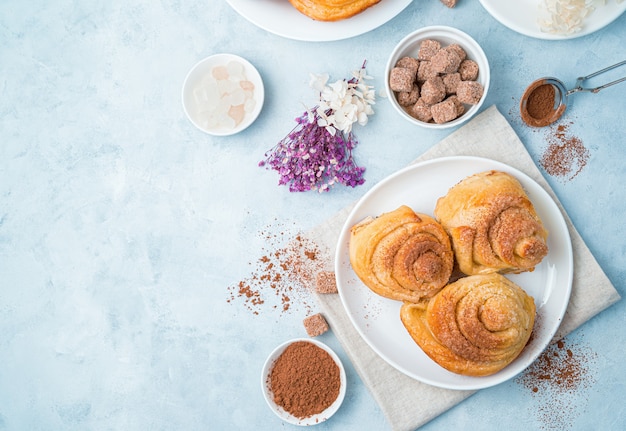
539 122 590 181
520 80 565 127
526 83 556 120
268 341 341 419
516 338 598 430
227 224 329 316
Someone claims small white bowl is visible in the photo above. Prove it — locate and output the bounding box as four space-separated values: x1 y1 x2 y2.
385 26 490 129
261 338 347 426
182 53 264 136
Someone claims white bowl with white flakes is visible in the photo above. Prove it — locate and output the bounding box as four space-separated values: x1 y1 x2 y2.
182 53 264 136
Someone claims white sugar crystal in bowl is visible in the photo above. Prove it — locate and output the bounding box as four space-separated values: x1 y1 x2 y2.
182 53 264 136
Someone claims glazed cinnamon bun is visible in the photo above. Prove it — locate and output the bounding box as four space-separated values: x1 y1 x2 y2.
434 170 548 275
400 273 536 376
349 205 454 303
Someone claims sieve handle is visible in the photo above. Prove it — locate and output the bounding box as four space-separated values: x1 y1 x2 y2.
567 60 626 95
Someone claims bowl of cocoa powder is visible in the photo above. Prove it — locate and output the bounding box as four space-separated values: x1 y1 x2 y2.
261 338 347 425
385 26 490 129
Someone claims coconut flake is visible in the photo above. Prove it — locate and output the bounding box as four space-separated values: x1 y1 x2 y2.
538 0 623 35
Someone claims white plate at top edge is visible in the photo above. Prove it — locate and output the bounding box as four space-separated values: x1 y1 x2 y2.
225 0 412 42
335 156 573 390
479 0 626 40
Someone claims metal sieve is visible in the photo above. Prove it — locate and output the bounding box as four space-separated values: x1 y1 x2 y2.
520 60 626 127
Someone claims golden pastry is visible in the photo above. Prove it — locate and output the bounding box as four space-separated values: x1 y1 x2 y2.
434 170 548 275
288 0 381 22
400 273 536 376
349 205 454 303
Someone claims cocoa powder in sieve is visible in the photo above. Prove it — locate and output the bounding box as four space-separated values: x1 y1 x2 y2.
526 84 555 120
268 341 341 419
520 80 565 127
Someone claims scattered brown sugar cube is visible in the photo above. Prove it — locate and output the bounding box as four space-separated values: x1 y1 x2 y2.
410 98 433 122
440 0 457 7
442 72 461 95
395 56 420 76
303 313 329 337
446 44 467 62
431 99 460 124
457 81 484 104
389 67 415 92
316 271 338 294
420 76 446 105
430 48 462 74
417 39 441 61
397 84 420 106
458 59 479 81
448 95 466 117
417 61 437 82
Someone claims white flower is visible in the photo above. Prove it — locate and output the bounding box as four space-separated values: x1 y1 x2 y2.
308 65 376 135
309 73 329 92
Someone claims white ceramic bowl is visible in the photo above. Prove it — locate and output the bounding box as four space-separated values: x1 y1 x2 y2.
385 26 490 129
261 338 347 426
182 53 264 136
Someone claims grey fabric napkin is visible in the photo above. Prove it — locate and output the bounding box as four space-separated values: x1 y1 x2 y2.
304 106 621 431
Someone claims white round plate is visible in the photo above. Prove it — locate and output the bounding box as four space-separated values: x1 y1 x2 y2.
225 0 412 42
261 338 347 426
335 156 573 390
479 0 626 40
182 53 264 136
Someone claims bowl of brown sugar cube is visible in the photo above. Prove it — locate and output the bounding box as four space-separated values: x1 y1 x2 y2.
385 26 490 129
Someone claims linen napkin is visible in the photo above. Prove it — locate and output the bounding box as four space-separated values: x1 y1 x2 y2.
304 105 621 431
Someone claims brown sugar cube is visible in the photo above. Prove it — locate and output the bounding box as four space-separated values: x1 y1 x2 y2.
440 0 457 7
389 67 415 92
431 99 460 124
420 76 446 105
397 84 420 106
448 95 466 116
457 81 484 104
395 56 420 76
303 313 329 337
458 59 480 81
456 81 482 104
417 39 441 61
316 271 338 294
417 61 438 82
430 48 462 74
446 44 467 62
410 98 433 122
442 72 461 95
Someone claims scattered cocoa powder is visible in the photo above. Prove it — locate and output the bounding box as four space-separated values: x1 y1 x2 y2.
513 89 591 182
268 341 341 419
227 224 330 316
516 338 598 430
539 121 590 181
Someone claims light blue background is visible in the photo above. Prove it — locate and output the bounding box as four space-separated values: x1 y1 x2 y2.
1 1 625 430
